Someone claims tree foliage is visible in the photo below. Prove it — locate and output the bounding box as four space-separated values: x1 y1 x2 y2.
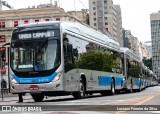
75 51 120 72
143 58 152 70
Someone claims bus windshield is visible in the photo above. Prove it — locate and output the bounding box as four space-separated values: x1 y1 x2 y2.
10 31 61 72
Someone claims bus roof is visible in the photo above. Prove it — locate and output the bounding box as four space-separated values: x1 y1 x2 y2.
60 21 120 51
16 21 120 51
120 47 141 63
16 21 61 28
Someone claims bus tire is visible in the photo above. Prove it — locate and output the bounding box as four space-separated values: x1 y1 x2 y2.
73 79 85 99
31 93 44 102
109 79 115 95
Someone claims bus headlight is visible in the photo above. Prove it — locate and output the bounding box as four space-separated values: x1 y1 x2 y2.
10 73 18 84
53 72 62 82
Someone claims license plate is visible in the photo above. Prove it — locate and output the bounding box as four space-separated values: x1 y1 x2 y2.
29 85 39 90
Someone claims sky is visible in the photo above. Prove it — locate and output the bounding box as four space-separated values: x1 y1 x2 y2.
3 0 160 42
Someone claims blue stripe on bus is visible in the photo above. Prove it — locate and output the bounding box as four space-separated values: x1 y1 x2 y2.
98 76 123 86
13 72 57 84
99 76 112 86
115 77 123 86
136 80 141 86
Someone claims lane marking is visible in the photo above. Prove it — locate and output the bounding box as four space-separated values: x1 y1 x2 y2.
101 96 149 105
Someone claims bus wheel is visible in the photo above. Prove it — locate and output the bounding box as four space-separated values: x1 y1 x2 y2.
110 79 115 95
73 80 85 99
31 93 44 102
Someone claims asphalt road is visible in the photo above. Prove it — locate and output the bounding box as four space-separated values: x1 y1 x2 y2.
0 85 160 114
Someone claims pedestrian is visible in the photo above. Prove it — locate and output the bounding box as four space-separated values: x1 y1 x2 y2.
18 93 23 103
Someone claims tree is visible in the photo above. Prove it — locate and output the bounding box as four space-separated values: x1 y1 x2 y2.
142 58 152 70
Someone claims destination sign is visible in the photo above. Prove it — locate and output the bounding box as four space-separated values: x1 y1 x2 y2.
18 31 55 40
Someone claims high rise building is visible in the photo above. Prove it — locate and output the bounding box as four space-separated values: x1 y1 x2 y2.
139 42 151 60
130 36 140 55
113 5 123 46
122 29 132 49
122 29 140 56
89 0 122 43
144 41 152 57
150 11 160 80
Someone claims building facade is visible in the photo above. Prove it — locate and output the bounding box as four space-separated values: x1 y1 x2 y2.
150 12 160 80
130 36 140 55
144 41 152 57
122 29 140 56
139 42 151 60
67 9 89 25
89 0 122 43
113 5 123 46
122 29 131 49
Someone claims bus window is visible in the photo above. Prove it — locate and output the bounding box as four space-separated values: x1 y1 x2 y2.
121 53 125 75
63 37 74 72
63 38 73 63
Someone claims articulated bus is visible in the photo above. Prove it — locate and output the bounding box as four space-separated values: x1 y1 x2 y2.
120 47 143 92
142 64 158 88
9 21 125 102
142 64 148 89
7 21 158 102
149 71 158 86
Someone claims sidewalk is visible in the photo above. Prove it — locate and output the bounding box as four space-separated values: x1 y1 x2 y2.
0 93 17 98
0 93 31 102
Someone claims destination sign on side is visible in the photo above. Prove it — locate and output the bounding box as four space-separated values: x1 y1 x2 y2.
18 31 54 39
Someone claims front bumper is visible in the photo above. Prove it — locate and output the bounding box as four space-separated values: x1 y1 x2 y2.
10 80 63 94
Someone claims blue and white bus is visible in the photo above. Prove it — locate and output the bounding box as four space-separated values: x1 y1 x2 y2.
142 64 148 89
120 47 143 92
9 21 124 102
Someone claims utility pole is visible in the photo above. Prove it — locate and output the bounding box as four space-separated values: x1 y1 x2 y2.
50 0 53 20
0 46 7 101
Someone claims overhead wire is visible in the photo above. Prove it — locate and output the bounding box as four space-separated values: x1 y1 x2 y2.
78 0 88 9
